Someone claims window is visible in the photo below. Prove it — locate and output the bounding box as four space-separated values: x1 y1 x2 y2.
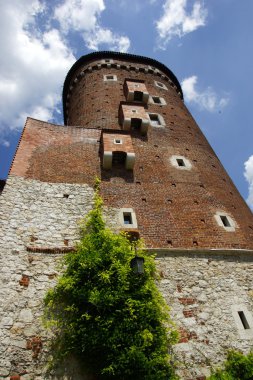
231 305 253 339
153 96 162 104
215 212 236 231
103 74 117 81
238 311 250 330
148 113 165 127
149 114 161 126
149 96 167 106
123 213 132 225
119 208 138 229
170 155 192 170
154 81 168 90
114 139 122 145
176 158 186 167
220 215 231 227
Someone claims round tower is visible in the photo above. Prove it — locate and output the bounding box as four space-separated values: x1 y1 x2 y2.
1 52 253 379
62 51 253 250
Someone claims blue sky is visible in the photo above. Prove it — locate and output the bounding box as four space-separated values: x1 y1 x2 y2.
0 0 252 209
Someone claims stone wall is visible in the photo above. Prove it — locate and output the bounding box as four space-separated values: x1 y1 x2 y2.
157 251 253 379
1 176 253 379
0 175 97 378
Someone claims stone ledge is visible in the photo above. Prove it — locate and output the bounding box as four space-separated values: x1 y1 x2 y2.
26 246 76 254
148 248 253 259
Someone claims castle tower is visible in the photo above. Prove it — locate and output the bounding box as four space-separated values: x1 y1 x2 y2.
0 52 253 379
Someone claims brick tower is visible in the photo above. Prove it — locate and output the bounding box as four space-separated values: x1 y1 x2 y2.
0 52 253 379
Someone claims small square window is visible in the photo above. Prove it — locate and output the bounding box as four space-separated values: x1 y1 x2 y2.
123 213 133 225
154 81 168 90
152 96 162 104
176 158 185 167
132 109 137 113
104 74 117 81
114 139 122 144
170 155 192 170
149 114 161 126
215 212 236 231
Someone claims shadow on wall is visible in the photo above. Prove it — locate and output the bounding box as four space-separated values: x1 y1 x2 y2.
45 354 97 380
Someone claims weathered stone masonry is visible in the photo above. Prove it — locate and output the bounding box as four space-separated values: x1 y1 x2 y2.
1 51 253 379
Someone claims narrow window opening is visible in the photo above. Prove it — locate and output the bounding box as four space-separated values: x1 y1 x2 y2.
132 109 137 113
149 114 161 126
238 311 250 329
123 213 133 225
131 118 142 130
63 194 69 198
176 158 185 167
114 139 122 144
134 91 143 101
152 96 161 104
106 75 114 80
105 59 111 63
220 215 231 227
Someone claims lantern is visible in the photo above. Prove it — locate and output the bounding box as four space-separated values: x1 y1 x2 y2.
130 256 144 275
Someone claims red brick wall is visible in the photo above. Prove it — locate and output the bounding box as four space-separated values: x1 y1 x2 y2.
10 56 253 250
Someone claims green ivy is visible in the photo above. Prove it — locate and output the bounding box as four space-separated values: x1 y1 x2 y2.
44 184 178 379
208 350 253 380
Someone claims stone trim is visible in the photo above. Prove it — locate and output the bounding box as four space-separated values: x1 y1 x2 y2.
26 246 76 254
148 248 253 259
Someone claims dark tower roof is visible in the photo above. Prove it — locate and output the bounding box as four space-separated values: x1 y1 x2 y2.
62 51 183 125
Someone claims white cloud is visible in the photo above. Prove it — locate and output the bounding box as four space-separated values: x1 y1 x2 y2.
0 1 75 133
54 0 130 52
244 155 253 209
0 139 10 148
54 0 105 32
85 28 130 52
156 0 207 48
181 75 229 112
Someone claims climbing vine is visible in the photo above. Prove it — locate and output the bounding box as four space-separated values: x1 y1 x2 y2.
44 183 178 379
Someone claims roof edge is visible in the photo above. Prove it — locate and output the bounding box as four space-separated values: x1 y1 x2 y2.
62 51 183 125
